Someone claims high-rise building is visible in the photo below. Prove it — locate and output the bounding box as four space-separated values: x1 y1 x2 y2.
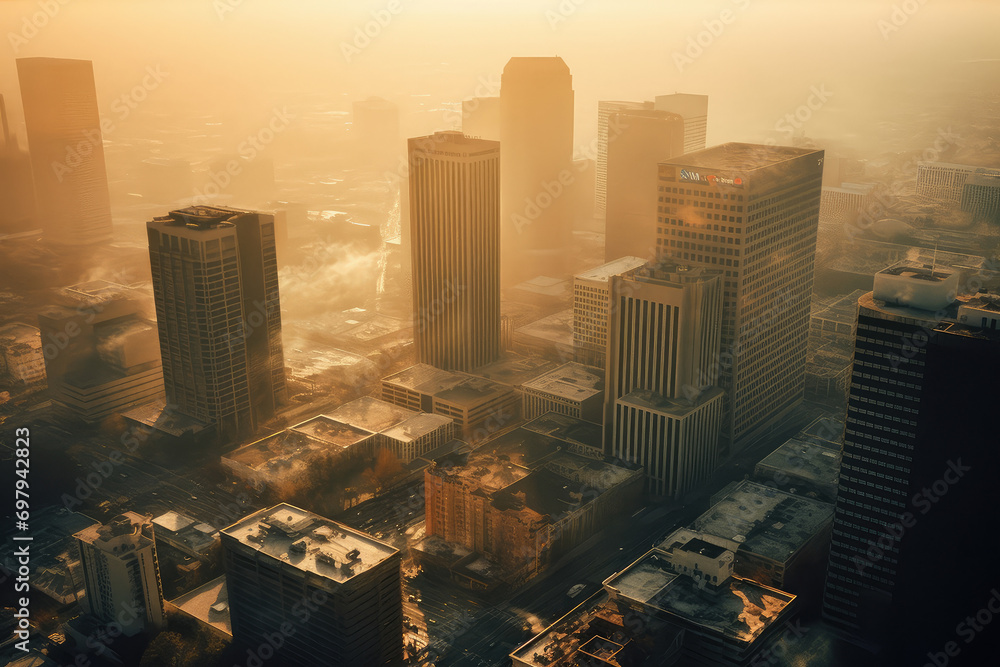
462 96 500 141
38 281 164 423
16 57 112 244
960 167 1000 222
409 131 501 371
657 143 824 451
821 263 1000 661
605 109 686 263
915 160 976 202
604 262 725 497
146 206 286 444
654 93 709 154
500 57 575 285
595 100 653 215
222 504 402 665
74 513 165 637
0 93 36 236
572 256 647 368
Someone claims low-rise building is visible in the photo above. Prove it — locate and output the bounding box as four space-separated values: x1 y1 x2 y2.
0 323 45 385
521 362 604 422
754 416 843 502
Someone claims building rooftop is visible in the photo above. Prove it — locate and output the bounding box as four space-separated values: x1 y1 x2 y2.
383 363 463 396
290 415 375 449
74 512 151 548
152 511 218 557
409 131 499 157
0 322 40 347
661 142 822 172
514 309 574 346
604 549 796 644
325 396 414 434
755 416 843 495
523 412 603 453
574 256 648 283
380 412 454 443
617 387 724 418
434 375 512 407
167 575 231 637
522 362 604 402
221 504 397 585
688 480 834 563
470 353 558 388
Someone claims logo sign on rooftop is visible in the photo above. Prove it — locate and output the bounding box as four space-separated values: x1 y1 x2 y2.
680 169 744 187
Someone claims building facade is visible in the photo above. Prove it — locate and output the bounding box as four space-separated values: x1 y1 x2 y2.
595 100 652 215
146 206 286 444
657 143 824 451
409 131 501 371
75 513 165 637
653 93 709 155
572 256 648 369
16 57 113 244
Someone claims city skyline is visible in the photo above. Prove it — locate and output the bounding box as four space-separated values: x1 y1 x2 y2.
1 2 999 666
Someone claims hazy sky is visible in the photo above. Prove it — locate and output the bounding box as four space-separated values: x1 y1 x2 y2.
2 0 998 155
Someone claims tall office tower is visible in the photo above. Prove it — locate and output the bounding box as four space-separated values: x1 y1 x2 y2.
822 263 1000 662
16 58 113 245
222 504 402 666
572 256 647 368
462 96 500 141
0 94 37 235
74 513 165 637
353 96 400 168
604 262 725 497
38 281 164 423
500 56 575 285
605 109 686 263
409 131 501 371
654 93 709 155
595 100 653 215
915 160 976 202
146 205 286 444
657 143 824 452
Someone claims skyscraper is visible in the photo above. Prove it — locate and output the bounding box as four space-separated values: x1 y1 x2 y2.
657 143 824 451
222 504 402 665
409 131 501 371
654 93 709 154
572 256 648 368
595 100 653 215
604 262 725 497
821 263 1000 661
16 57 113 245
605 109 685 262
500 57 575 286
146 205 286 444
74 513 165 637
0 93 36 235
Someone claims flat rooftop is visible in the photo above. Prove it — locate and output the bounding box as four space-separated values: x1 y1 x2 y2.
290 415 374 448
605 549 795 644
471 353 558 387
380 412 453 443
433 375 512 407
523 412 603 452
574 256 647 283
522 362 604 402
62 280 135 304
221 504 397 585
515 309 574 346
690 480 834 563
661 142 822 172
168 575 231 637
325 396 414 433
617 387 724 418
382 363 463 395
755 417 843 491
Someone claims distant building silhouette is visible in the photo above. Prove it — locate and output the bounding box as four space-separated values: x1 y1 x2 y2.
222 504 402 665
500 57 575 285
605 109 686 263
604 262 725 497
822 263 1000 662
595 100 653 215
654 93 709 154
409 131 501 371
0 93 36 235
146 206 286 444
75 513 165 637
657 143 824 452
16 58 112 244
